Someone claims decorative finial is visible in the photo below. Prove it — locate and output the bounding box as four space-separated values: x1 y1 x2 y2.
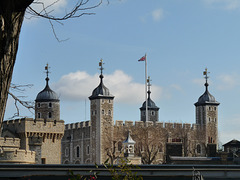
203 67 210 89
45 63 50 83
147 76 152 97
99 59 104 80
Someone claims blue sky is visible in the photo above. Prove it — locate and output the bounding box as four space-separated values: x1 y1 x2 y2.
5 0 240 145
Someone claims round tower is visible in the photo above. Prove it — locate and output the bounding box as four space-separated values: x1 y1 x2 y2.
194 68 220 147
89 59 114 164
35 64 60 121
140 77 159 122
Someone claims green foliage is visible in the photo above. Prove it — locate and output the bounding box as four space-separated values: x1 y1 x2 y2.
103 158 143 180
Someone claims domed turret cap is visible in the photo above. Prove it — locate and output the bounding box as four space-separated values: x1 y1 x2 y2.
194 82 219 106
140 90 159 110
89 59 114 100
194 68 219 106
35 64 59 102
36 81 59 102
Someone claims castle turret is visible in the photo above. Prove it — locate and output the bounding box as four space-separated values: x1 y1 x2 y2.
35 64 60 121
89 59 114 164
140 77 159 122
33 64 64 164
194 68 219 151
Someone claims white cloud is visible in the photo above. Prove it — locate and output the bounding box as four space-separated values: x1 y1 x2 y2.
140 8 164 23
53 70 162 104
192 78 205 86
217 74 239 90
204 0 240 10
152 8 164 22
170 84 182 91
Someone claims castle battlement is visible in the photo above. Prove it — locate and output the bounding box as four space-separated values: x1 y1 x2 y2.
65 121 91 130
113 120 202 131
0 148 35 164
3 118 65 135
0 137 20 148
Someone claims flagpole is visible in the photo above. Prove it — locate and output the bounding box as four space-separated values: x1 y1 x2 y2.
145 54 148 122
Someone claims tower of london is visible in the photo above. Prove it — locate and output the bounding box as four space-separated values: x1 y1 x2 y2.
0 62 219 165
61 61 220 165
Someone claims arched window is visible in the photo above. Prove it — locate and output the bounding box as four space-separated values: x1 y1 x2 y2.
197 144 201 154
108 110 111 115
76 146 80 158
102 109 104 115
151 111 155 116
37 103 41 108
65 147 69 157
48 112 52 118
49 102 52 108
87 145 90 154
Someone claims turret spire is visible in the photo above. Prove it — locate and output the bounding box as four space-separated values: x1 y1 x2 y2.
45 63 50 85
203 68 209 91
99 59 104 81
147 76 151 99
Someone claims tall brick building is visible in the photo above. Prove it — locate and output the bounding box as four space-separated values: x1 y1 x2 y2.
61 62 220 165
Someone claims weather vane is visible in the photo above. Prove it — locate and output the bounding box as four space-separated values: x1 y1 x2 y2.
45 63 50 79
147 76 152 86
147 76 152 93
99 59 104 75
203 67 210 83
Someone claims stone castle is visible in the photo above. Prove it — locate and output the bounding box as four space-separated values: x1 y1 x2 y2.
0 64 64 164
61 61 220 165
0 62 219 165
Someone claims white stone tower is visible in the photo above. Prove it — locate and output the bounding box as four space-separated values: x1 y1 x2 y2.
194 68 220 152
140 77 159 122
89 59 114 164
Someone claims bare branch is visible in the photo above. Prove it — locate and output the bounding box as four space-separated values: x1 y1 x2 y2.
8 84 34 119
27 0 103 21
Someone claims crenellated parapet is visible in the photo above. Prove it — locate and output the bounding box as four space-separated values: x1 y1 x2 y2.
65 121 91 130
2 118 64 135
0 137 35 164
113 120 203 131
0 137 20 148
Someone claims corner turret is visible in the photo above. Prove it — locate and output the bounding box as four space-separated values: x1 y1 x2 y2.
194 68 219 148
140 77 159 122
35 64 60 121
